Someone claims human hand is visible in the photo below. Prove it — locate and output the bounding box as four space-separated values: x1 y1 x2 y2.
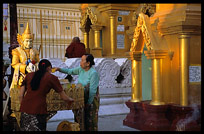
67 97 74 109
54 67 60 71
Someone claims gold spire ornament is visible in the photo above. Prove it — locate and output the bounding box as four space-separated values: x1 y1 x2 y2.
17 22 34 47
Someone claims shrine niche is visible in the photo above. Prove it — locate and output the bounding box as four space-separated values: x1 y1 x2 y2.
80 6 103 56
79 4 140 58
129 12 168 105
124 4 201 131
80 7 98 28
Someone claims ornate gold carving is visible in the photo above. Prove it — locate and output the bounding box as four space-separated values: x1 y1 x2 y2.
140 4 156 17
80 7 98 28
57 121 80 131
10 87 21 112
130 13 152 52
46 83 84 111
131 11 139 25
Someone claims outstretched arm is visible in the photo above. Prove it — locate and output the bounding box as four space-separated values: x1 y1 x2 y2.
59 91 74 109
51 75 74 109
55 66 81 75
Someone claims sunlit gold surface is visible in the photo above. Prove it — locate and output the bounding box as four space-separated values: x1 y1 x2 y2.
17 22 34 47
84 32 89 51
94 30 100 48
130 52 142 102
130 13 153 52
145 50 168 105
92 25 103 49
179 34 190 106
150 59 164 105
80 7 97 28
11 22 40 88
78 4 140 57
80 27 90 53
109 11 117 55
51 68 56 73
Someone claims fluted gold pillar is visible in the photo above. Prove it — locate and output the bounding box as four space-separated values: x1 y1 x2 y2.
80 27 90 53
179 34 190 106
108 10 117 55
84 32 89 49
145 50 168 105
130 51 142 102
91 25 103 49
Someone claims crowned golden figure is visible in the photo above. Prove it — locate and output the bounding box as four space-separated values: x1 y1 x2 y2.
11 22 39 89
9 22 40 125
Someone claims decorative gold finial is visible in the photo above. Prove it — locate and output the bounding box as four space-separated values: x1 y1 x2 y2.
23 22 31 35
17 22 34 46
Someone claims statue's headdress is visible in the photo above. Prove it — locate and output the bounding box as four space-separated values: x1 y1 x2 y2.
17 22 34 46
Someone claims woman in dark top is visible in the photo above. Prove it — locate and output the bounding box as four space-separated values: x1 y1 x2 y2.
19 59 74 131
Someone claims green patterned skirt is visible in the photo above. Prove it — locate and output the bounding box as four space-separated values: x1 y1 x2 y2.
73 85 100 131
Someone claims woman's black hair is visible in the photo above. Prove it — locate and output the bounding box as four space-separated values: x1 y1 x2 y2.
30 59 52 90
84 54 95 67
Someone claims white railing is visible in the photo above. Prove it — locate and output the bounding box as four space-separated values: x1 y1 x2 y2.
3 4 83 62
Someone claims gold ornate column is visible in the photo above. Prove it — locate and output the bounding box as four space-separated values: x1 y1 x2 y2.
130 51 142 102
178 34 190 106
108 10 117 55
80 27 90 53
144 50 168 105
91 25 102 49
91 25 103 57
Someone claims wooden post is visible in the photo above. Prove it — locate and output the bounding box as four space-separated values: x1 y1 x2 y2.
8 3 19 87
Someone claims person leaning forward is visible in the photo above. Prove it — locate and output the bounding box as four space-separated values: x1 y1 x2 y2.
19 59 74 131
54 54 100 131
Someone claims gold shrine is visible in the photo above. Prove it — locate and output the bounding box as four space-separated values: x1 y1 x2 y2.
79 4 142 57
79 3 201 106
79 4 201 130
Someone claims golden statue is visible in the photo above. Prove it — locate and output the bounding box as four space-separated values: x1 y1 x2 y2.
9 22 40 125
11 22 40 89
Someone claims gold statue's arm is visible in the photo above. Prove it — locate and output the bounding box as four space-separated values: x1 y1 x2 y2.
11 49 27 74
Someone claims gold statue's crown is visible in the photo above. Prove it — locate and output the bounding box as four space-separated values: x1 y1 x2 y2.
23 22 31 35
17 22 34 46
